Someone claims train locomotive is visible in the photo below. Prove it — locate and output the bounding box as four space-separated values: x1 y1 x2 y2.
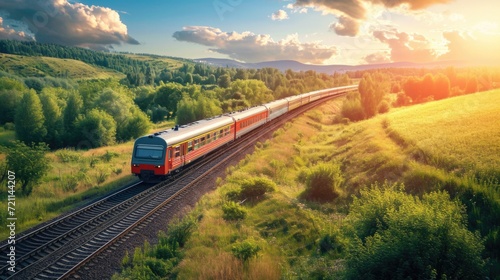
131 85 357 181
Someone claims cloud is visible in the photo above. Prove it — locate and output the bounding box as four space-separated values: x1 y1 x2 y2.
0 0 138 50
172 26 338 64
271 9 289 21
439 30 500 63
363 51 391 64
330 15 360 36
372 28 437 62
0 17 32 41
290 0 452 36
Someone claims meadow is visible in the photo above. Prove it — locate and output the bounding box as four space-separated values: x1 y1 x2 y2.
0 53 125 79
113 89 500 279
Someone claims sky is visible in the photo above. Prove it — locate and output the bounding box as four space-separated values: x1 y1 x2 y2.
0 0 499 65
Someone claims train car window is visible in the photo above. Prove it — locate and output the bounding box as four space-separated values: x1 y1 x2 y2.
174 146 181 158
168 149 172 160
206 133 211 143
187 141 193 152
201 136 206 146
194 139 200 149
135 144 164 159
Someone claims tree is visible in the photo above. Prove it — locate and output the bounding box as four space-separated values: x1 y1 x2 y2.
433 73 451 100
0 77 25 124
15 90 47 144
122 109 152 140
358 73 388 118
345 185 486 280
63 91 83 139
217 74 231 88
6 141 50 196
74 109 117 148
40 92 63 148
175 96 196 125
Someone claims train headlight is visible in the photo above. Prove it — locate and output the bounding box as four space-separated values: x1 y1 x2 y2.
156 165 161 168
133 164 139 167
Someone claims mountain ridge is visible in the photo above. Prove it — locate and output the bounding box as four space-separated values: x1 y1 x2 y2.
194 58 470 74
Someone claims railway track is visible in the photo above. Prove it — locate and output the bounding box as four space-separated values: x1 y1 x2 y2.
0 94 345 279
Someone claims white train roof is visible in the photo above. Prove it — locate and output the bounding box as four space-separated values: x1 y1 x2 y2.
141 115 234 146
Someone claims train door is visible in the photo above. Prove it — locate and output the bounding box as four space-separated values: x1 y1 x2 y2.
180 142 188 166
167 147 173 173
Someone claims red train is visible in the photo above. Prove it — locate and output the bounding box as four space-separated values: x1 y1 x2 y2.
131 85 357 181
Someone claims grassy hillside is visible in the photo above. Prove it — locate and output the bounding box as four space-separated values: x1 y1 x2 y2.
0 53 125 79
114 90 500 279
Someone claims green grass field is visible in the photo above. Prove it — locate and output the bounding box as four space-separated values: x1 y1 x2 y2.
386 89 500 175
0 53 125 79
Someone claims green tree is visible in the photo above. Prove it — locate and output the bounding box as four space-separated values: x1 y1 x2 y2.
345 185 485 280
63 91 83 139
175 96 196 125
217 74 231 88
122 109 152 141
40 92 63 148
15 90 47 144
6 141 50 196
358 73 388 118
0 77 25 124
74 109 117 148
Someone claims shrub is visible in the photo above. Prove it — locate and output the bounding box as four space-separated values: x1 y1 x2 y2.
341 98 365 122
222 201 247 221
239 177 276 201
344 185 486 280
377 100 390 114
231 240 261 263
301 163 344 203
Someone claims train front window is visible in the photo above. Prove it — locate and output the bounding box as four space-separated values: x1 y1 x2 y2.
135 145 164 159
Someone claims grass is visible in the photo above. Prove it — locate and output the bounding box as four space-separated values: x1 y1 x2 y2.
0 53 125 79
114 89 500 279
386 90 500 176
0 140 139 239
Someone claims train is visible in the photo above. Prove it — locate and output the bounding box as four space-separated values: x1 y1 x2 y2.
131 84 358 181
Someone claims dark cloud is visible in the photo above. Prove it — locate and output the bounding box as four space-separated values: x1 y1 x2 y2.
173 26 337 64
372 28 437 62
0 17 32 41
0 0 138 50
330 15 360 37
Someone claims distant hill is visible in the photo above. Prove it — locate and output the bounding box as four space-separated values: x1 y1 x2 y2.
0 53 125 79
194 58 469 74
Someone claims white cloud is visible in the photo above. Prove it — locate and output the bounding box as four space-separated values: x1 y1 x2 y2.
0 0 138 50
271 9 289 21
173 26 338 64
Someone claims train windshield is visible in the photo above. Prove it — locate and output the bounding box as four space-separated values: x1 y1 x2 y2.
135 144 164 159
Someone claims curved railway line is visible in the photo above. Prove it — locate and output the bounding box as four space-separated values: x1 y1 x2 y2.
0 93 347 280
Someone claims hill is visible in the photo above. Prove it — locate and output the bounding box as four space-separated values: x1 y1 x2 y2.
194 58 469 74
114 89 500 279
0 53 125 79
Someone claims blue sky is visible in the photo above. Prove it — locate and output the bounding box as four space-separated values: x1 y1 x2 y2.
1 0 499 65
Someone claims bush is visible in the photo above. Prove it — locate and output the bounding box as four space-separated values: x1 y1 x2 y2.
222 201 247 221
239 177 276 201
344 185 486 280
301 163 344 203
377 100 390 114
341 98 365 122
231 240 260 263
